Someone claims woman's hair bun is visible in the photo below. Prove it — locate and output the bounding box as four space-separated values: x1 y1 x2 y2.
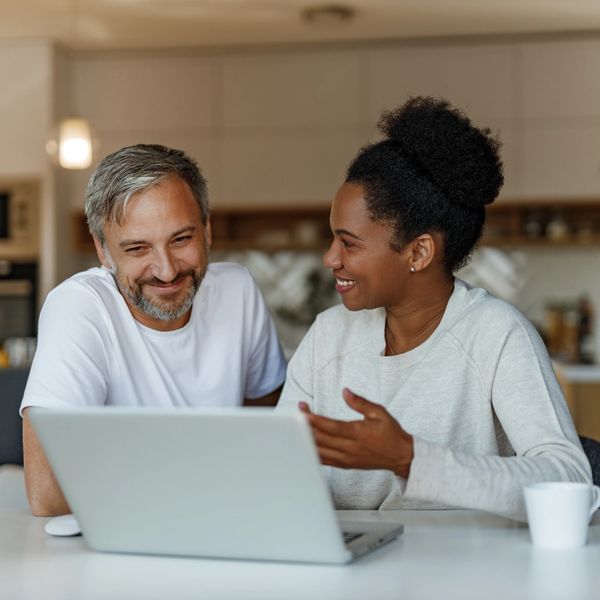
377 96 503 208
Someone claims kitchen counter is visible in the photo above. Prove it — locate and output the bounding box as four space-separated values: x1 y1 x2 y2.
562 363 600 384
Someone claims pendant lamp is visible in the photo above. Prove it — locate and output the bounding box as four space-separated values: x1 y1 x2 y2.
53 116 94 169
46 0 94 170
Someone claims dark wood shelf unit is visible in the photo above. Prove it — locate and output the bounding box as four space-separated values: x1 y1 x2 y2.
482 199 600 247
210 205 331 252
72 199 600 253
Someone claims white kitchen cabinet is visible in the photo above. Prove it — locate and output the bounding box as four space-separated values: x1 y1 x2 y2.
0 43 51 177
518 39 600 120
516 122 600 198
71 55 214 133
221 50 362 129
366 43 516 124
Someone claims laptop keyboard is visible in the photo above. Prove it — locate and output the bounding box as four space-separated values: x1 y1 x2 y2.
343 532 364 544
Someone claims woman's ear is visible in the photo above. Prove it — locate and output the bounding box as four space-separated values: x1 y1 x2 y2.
408 233 437 273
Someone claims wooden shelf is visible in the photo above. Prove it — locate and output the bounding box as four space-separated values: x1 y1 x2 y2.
72 198 600 254
210 206 330 252
482 200 600 247
73 206 332 254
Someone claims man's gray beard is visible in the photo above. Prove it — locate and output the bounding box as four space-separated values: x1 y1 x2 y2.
115 267 206 323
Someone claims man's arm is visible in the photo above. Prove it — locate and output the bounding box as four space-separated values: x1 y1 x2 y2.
22 408 70 517
244 384 283 407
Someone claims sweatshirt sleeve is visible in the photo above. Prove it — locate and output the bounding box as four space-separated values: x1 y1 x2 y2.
276 321 317 412
403 316 592 522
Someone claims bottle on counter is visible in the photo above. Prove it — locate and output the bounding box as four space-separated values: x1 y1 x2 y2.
546 210 569 242
0 347 8 368
562 306 579 363
545 301 566 358
577 294 595 364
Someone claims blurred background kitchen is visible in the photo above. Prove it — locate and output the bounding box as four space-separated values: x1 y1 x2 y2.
2 1 600 440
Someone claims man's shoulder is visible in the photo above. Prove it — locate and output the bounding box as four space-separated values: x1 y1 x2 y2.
43 267 121 320
204 262 256 295
48 267 116 298
207 261 251 280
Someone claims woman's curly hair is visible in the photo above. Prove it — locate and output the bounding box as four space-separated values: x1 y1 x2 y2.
346 96 504 273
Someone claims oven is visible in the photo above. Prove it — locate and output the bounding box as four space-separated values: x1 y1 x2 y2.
0 260 37 341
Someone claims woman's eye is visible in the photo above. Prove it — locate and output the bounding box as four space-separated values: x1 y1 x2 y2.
341 239 354 248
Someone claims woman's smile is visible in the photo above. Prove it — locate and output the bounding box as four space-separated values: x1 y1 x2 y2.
334 276 357 293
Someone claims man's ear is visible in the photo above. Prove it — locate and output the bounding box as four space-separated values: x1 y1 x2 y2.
205 220 212 249
92 235 113 270
408 233 436 272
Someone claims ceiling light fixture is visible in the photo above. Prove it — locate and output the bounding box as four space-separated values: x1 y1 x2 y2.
301 4 356 26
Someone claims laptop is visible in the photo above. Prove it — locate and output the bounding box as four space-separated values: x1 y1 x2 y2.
29 406 403 564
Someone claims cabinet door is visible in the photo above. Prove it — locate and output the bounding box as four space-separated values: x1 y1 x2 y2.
517 40 600 198
518 124 600 197
572 383 600 441
0 44 50 176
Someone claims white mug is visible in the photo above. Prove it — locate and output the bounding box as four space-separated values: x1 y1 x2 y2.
524 482 600 549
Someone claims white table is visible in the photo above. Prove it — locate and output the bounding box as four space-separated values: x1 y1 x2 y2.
2 465 600 600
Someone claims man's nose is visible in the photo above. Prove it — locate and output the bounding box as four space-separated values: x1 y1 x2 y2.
323 239 341 269
150 250 178 282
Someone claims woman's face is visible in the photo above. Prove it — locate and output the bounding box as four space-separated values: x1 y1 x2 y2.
323 182 413 311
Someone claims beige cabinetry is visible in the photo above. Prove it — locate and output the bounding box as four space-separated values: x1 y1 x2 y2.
517 39 600 198
568 383 600 441
0 44 51 177
559 365 600 441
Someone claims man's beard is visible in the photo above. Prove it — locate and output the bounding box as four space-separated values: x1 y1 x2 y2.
114 266 207 323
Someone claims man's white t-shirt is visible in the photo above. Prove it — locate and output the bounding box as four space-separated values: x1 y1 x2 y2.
21 262 286 411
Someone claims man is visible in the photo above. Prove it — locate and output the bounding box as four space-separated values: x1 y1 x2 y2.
21 144 286 516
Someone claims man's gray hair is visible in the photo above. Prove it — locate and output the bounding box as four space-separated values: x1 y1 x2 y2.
84 144 209 244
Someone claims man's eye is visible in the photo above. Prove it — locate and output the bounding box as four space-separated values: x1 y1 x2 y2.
173 235 192 245
125 246 144 254
341 239 354 248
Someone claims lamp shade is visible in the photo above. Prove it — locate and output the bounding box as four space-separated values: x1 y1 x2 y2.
55 117 93 169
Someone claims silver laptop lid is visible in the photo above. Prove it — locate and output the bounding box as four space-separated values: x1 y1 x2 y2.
29 407 355 563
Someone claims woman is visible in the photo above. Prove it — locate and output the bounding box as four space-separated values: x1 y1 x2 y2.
277 96 591 521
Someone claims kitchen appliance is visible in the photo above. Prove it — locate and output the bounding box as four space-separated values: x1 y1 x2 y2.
0 180 39 257
0 260 37 341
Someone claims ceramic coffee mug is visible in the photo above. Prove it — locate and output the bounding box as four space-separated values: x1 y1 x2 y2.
524 482 600 549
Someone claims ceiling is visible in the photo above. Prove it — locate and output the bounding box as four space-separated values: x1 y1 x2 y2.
2 0 600 51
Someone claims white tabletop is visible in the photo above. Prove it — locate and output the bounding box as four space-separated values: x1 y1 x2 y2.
2 465 600 600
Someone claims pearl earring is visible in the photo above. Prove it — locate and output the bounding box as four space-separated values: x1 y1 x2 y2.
410 266 416 273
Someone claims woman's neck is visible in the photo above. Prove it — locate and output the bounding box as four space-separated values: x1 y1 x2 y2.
385 277 454 355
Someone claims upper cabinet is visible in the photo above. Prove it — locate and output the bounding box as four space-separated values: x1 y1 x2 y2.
0 43 52 177
515 40 600 198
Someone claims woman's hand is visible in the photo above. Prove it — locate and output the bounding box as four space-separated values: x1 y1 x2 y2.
299 388 414 478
